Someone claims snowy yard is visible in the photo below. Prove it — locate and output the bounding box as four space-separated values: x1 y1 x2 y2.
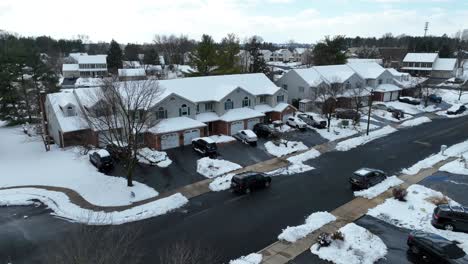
208 173 236 192
367 184 468 254
381 101 440 115
278 211 336 243
264 139 308 157
438 89 468 105
439 156 468 175
399 116 432 128
335 126 397 151
268 148 320 176
354 176 403 199
196 157 242 178
310 223 387 264
372 109 413 122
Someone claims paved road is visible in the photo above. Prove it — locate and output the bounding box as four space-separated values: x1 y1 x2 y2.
2 115 468 264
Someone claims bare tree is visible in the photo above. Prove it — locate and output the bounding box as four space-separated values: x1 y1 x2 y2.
316 80 344 132
349 83 370 115
85 78 164 186
420 85 439 107
153 34 196 65
158 240 222 264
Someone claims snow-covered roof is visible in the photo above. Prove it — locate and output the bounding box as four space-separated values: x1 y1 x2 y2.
387 68 409 77
374 84 402 92
240 129 257 137
75 77 105 88
122 61 142 68
73 87 101 108
195 112 220 123
62 64 79 71
292 68 325 86
148 116 206 134
313 64 357 83
347 58 383 65
293 48 307 54
157 73 280 103
403 53 438 63
299 99 313 103
220 108 265 122
432 58 457 71
339 88 372 98
47 91 90 133
347 62 385 79
69 52 87 61
118 68 146 77
253 103 289 113
78 55 107 64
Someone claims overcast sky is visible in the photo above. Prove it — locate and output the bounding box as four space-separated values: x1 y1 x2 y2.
1 0 467 44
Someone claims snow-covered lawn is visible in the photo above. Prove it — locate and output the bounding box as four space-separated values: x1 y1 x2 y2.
264 140 308 157
137 148 172 167
268 148 320 176
310 223 387 264
196 157 242 178
399 116 432 128
402 139 468 175
354 176 403 199
229 253 262 264
372 109 413 122
382 101 440 115
0 188 188 225
278 211 336 243
209 173 235 192
0 127 158 207
439 157 468 175
367 184 468 254
207 134 236 144
438 89 468 105
335 126 397 151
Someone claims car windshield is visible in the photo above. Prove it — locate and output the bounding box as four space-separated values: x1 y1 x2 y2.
206 143 217 150
101 156 112 162
442 243 466 259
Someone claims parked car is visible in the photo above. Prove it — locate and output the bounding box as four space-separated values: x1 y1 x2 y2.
447 104 466 115
253 123 275 138
407 230 468 263
386 106 405 117
428 94 442 104
392 109 405 120
349 168 387 189
335 108 361 121
399 96 421 105
285 116 307 130
106 142 130 161
432 204 468 232
297 113 327 129
192 137 217 157
230 172 271 194
89 149 113 172
233 129 258 146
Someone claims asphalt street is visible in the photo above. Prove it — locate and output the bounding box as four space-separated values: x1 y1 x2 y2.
2 115 468 264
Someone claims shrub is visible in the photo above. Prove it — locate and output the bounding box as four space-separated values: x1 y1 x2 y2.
426 195 449 206
392 187 407 202
331 231 344 241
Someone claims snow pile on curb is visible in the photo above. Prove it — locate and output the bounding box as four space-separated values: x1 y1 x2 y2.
367 184 468 253
440 158 468 175
0 188 188 225
372 109 412 122
264 140 308 157
278 211 336 243
209 173 235 192
197 157 242 178
402 140 468 175
354 176 403 199
229 253 262 264
310 223 387 264
399 116 432 128
336 126 397 151
137 148 172 167
208 134 236 144
268 149 320 176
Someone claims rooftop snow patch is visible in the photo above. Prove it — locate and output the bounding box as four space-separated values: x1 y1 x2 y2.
47 91 90 133
347 62 386 79
432 58 457 71
374 84 402 92
196 112 220 123
313 64 357 83
77 54 107 64
220 108 265 122
347 58 383 65
254 103 290 113
387 68 409 77
292 68 325 86
149 117 206 134
403 53 438 63
62 64 79 71
118 68 146 77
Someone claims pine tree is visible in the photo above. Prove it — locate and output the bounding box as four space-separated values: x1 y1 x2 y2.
143 47 160 65
188 34 217 76
312 36 347 65
107 40 123 74
124 43 141 61
216 33 241 75
246 36 269 74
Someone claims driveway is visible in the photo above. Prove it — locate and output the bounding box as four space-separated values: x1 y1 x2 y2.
281 128 328 147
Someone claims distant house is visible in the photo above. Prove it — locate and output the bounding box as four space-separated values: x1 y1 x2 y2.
347 58 383 65
431 58 457 79
118 68 147 81
122 61 142 69
401 53 458 79
271 49 293 62
62 64 79 78
292 48 312 64
62 53 108 78
260 50 272 62
378 47 407 68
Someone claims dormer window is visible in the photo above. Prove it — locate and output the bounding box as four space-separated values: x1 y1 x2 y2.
242 97 251 107
64 105 76 117
345 82 351 89
157 107 167 120
179 104 190 116
225 99 233 110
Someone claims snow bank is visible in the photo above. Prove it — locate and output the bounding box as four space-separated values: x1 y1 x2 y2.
372 109 412 122
209 173 235 192
0 127 158 207
208 134 236 144
367 184 468 253
137 148 172 167
336 126 397 151
264 140 308 157
353 176 403 199
278 211 336 243
0 188 188 225
439 158 468 175
268 148 320 175
229 253 262 264
400 116 432 128
310 223 387 264
196 157 242 178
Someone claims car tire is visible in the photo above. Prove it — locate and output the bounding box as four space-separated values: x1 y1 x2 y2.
245 188 251 194
410 245 420 255
444 224 455 231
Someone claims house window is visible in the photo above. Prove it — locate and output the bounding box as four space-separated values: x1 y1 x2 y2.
277 95 284 103
156 107 167 120
179 104 190 116
242 97 251 107
356 82 362 89
259 96 267 104
205 102 214 112
282 84 288 90
345 82 351 89
378 79 383 85
66 106 75 116
225 99 233 110
299 86 305 93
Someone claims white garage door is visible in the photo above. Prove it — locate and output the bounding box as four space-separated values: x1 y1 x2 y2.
247 118 260 130
183 129 200 145
390 91 399 101
383 92 391 102
230 121 244 135
282 114 292 122
161 133 179 150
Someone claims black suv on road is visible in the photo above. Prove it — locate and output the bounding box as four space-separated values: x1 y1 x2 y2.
432 204 468 232
89 150 113 172
407 230 468 263
349 168 387 189
192 137 217 157
230 172 271 194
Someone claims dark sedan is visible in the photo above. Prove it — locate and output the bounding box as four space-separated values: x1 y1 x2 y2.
349 168 387 189
407 230 468 263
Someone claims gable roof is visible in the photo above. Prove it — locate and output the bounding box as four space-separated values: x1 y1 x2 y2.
432 58 457 71
313 64 357 83
78 55 107 64
47 91 89 132
346 62 386 79
62 64 79 71
403 53 438 63
292 68 325 86
387 68 409 77
118 68 146 77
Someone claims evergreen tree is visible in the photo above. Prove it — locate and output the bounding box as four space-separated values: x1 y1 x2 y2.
216 33 241 74
438 45 452 58
143 47 160 65
188 34 217 76
312 36 347 65
107 40 123 74
124 43 141 61
246 36 269 74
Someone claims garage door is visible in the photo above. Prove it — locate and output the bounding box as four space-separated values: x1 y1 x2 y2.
161 133 179 150
282 114 292 122
230 121 244 135
247 118 260 130
390 91 399 101
383 92 391 102
183 129 200 145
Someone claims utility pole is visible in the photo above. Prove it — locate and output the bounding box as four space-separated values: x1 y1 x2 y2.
366 90 374 136
424 22 429 37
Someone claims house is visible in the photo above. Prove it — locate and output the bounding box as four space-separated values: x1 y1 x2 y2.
44 73 294 150
292 48 312 64
62 54 108 78
122 61 142 69
401 53 438 77
378 47 407 68
347 58 383 65
118 68 147 81
260 50 272 62
271 49 293 62
431 58 457 79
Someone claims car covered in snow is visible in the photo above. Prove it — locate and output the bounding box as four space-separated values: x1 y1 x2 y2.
398 96 421 105
192 137 217 157
233 129 258 146
230 172 271 194
349 168 387 189
447 104 466 115
253 123 276 138
89 149 113 172
407 230 468 263
432 204 468 232
297 113 327 129
285 116 307 130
